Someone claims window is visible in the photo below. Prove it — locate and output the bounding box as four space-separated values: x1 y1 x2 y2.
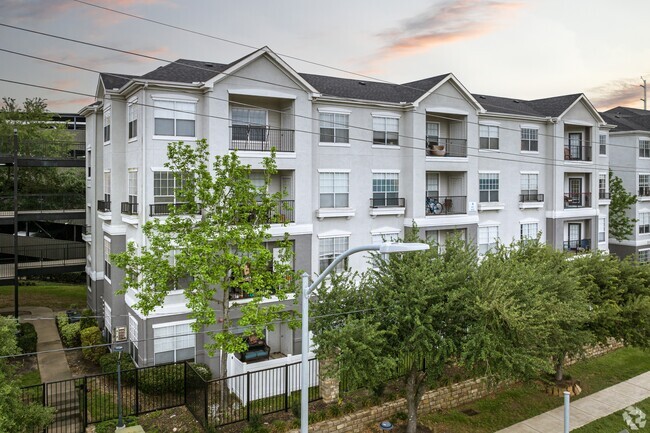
520 223 538 241
153 322 195 364
599 134 607 156
478 226 499 255
319 236 349 273
520 173 539 201
103 109 111 142
154 100 196 137
128 314 138 363
426 122 439 147
103 238 111 281
128 101 138 139
639 249 650 263
372 116 399 146
640 174 650 197
103 301 112 343
87 150 91 178
103 171 111 202
479 125 499 150
319 172 349 208
599 173 608 199
640 212 650 234
479 173 499 202
521 128 538 152
128 170 138 208
320 112 349 143
426 173 439 198
640 139 650 158
598 217 606 243
372 173 399 207
153 171 184 203
231 107 267 141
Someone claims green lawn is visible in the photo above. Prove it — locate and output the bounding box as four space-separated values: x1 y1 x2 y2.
574 396 650 432
16 369 42 387
422 347 650 433
0 281 86 311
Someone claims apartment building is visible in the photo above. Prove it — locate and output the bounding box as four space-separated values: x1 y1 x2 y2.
602 107 650 260
80 47 610 372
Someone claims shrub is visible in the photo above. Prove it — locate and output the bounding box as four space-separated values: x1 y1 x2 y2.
79 309 97 330
60 322 81 348
138 363 185 395
56 312 68 331
190 362 212 381
290 401 301 419
270 420 288 433
17 322 37 353
81 326 108 364
99 352 136 385
326 403 342 418
342 402 355 414
243 414 269 433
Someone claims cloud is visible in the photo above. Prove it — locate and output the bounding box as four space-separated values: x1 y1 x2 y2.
46 96 95 111
588 76 649 111
374 0 523 62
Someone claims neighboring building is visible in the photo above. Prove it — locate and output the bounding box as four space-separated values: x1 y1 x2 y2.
602 107 650 260
80 47 610 373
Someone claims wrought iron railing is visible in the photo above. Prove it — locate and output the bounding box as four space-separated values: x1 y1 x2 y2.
229 126 295 152
426 137 467 157
564 143 592 161
564 192 592 208
599 191 611 200
425 195 466 215
121 202 138 215
563 239 591 252
369 197 405 208
519 193 545 202
97 200 111 213
149 202 202 217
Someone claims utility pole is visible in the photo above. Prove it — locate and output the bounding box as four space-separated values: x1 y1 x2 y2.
13 129 19 318
642 76 647 111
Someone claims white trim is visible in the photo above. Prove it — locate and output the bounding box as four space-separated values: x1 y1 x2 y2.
150 167 169 172
413 74 485 112
317 168 351 173
425 107 469 115
103 235 111 243
236 151 296 159
317 106 352 114
478 203 505 211
479 170 500 174
371 111 401 119
153 135 197 142
371 169 400 174
520 170 539 175
318 142 351 148
152 319 195 329
370 226 400 235
316 208 356 219
102 222 127 236
150 94 199 103
479 120 501 127
317 229 352 239
478 220 501 227
267 223 313 237
564 119 593 127
519 217 540 224
371 145 401 150
227 88 297 99
520 124 540 130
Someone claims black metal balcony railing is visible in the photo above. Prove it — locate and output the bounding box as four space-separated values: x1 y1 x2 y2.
229 126 295 152
97 200 111 213
564 192 592 208
149 202 202 217
0 242 86 265
599 191 611 200
0 139 85 159
519 193 545 203
639 187 650 197
426 137 468 158
269 199 295 223
120 202 138 215
82 225 91 236
425 195 467 216
0 193 85 212
370 197 406 208
563 239 591 252
564 143 592 161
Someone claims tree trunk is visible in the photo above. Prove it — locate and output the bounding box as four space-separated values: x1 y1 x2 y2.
554 352 566 382
405 362 427 433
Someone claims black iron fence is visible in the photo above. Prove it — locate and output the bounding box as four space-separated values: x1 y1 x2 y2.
149 202 202 217
0 194 85 212
229 126 295 152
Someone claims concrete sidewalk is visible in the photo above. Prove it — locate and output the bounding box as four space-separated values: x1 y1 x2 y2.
23 306 72 383
497 371 650 432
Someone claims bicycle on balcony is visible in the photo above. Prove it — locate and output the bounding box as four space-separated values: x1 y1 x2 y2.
426 197 444 215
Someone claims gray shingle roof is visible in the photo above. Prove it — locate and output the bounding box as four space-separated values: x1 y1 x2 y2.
140 59 228 83
472 93 583 117
527 94 583 117
602 107 650 132
100 73 138 90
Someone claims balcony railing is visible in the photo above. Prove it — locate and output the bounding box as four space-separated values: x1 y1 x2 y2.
425 195 466 216
229 126 295 152
519 193 545 203
370 197 405 208
82 225 91 236
0 193 85 212
426 137 468 158
564 192 592 208
563 239 591 252
639 187 650 197
97 200 111 213
0 139 85 160
120 202 138 215
149 202 202 217
564 143 592 161
599 191 610 200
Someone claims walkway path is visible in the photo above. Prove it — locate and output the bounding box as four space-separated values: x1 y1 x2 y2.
497 370 650 432
26 306 72 382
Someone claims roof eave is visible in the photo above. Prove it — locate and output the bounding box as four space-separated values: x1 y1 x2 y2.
412 74 485 113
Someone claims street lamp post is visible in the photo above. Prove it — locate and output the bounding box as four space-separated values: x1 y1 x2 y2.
300 242 429 433
114 345 125 430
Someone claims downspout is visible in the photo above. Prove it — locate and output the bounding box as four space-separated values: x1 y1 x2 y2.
142 82 148 364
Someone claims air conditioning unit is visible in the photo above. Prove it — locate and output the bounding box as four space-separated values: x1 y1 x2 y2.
113 326 128 342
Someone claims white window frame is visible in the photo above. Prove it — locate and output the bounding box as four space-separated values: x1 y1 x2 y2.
598 173 608 200
372 115 399 146
153 170 183 203
598 217 606 243
520 173 539 200
319 171 350 208
479 172 499 203
152 320 196 364
372 172 399 207
103 170 111 203
479 124 499 150
103 237 111 283
319 111 350 145
520 222 539 241
639 248 650 263
128 99 138 140
640 174 650 197
318 236 349 273
599 134 607 156
478 225 499 255
521 127 538 152
103 108 111 144
153 98 197 138
640 139 650 158
639 212 650 234
128 169 138 205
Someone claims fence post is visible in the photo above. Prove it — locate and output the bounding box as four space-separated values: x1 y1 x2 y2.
183 362 187 406
246 371 251 422
284 363 289 412
42 382 47 433
203 376 208 427
83 376 88 428
135 365 139 415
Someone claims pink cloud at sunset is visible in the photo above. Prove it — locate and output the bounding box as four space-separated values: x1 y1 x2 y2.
588 76 649 111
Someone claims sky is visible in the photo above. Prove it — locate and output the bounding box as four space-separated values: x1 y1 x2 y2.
1 0 649 114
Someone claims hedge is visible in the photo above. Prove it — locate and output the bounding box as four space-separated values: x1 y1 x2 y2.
56 312 68 331
81 326 108 364
99 352 136 385
60 322 81 348
17 322 37 353
79 309 97 330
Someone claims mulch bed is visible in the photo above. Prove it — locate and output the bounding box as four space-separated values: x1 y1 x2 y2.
65 348 102 377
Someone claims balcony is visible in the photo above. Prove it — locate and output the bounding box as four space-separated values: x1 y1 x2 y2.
599 191 610 200
639 187 650 198
271 199 294 223
563 239 591 252
519 193 544 203
425 195 466 216
229 126 295 152
564 144 592 161
120 202 138 215
149 202 202 217
426 138 467 158
82 225 91 236
97 200 111 213
564 193 591 208
370 197 405 208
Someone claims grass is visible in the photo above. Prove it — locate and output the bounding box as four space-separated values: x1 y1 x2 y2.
421 347 650 433
574 396 650 432
16 369 42 387
0 280 86 311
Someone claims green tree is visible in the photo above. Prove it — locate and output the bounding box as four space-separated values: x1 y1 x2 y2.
0 316 54 432
615 257 650 348
112 139 297 378
609 169 637 241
